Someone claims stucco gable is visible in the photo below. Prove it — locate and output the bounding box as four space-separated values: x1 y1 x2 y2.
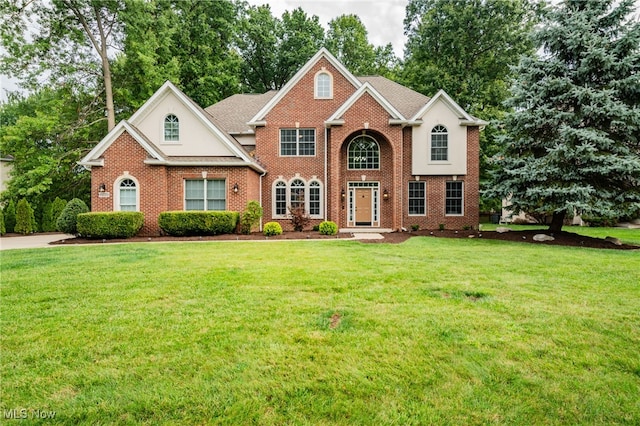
248 48 361 125
411 89 487 126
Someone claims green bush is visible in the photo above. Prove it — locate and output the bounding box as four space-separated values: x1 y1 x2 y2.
41 197 67 232
0 207 5 235
14 198 36 235
318 220 338 235
240 200 263 234
4 199 16 233
263 221 283 236
77 212 144 239
56 198 89 235
158 211 239 236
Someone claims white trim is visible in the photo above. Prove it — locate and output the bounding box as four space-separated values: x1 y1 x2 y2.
408 181 426 217
271 177 324 220
347 135 381 171
113 174 140 212
347 181 380 227
249 48 361 125
429 124 449 162
314 70 333 99
279 128 316 157
183 178 227 211
411 89 488 126
162 114 180 144
326 82 405 124
445 181 464 216
79 120 165 169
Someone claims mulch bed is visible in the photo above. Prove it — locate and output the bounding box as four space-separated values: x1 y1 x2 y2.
44 228 638 250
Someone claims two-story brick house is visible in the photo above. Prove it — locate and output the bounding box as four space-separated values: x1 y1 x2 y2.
80 48 486 235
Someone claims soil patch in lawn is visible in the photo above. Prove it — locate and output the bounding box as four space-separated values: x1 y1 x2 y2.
42 228 638 250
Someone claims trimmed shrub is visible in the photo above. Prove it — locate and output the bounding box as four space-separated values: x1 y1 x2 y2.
240 200 263 234
318 220 338 235
263 221 282 236
4 199 16 233
14 198 36 235
77 212 144 239
158 211 239 236
0 207 5 235
51 197 67 224
56 198 89 235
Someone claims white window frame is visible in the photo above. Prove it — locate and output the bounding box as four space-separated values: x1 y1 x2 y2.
445 181 464 216
113 174 140 212
430 125 448 162
314 71 333 99
347 135 380 170
271 178 323 219
408 181 426 216
279 128 316 157
163 114 180 143
183 179 227 211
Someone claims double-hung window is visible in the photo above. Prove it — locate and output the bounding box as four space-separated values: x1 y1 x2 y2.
408 181 426 215
445 181 463 215
431 125 448 161
118 178 137 211
280 128 315 156
185 179 226 211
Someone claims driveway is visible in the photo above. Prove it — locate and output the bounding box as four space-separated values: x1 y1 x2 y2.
0 233 71 251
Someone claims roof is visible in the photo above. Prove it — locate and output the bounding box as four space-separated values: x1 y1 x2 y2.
357 76 431 120
205 91 277 135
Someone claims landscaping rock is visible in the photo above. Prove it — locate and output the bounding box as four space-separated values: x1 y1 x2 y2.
605 236 622 246
533 234 555 242
496 227 511 233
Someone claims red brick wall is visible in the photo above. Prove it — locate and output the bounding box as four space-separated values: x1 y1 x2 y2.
92 131 261 235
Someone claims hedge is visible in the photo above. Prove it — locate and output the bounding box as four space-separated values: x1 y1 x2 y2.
158 211 239 236
77 212 144 239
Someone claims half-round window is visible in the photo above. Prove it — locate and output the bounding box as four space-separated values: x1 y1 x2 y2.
164 114 179 142
348 135 380 170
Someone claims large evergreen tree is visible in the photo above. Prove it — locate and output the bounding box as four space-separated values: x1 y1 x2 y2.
487 0 640 232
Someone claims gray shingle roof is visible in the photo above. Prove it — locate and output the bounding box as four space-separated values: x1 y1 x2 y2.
205 91 278 134
357 76 431 119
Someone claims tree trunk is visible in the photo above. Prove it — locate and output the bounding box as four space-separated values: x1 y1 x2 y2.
548 210 566 233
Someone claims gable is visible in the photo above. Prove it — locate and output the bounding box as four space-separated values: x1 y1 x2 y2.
131 89 237 158
326 82 404 126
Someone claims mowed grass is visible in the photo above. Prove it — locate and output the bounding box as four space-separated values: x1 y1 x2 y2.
1 236 639 424
481 223 640 245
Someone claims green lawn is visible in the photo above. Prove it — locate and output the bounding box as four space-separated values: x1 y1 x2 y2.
481 223 640 245
1 237 639 424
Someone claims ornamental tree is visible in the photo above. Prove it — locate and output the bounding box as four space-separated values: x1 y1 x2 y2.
487 0 640 232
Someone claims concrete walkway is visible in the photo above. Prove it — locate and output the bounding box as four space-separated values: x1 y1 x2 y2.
0 233 71 251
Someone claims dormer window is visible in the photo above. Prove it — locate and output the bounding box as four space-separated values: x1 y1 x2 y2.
164 114 179 142
315 71 332 99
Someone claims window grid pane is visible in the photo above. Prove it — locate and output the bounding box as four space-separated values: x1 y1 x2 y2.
431 126 448 161
185 180 205 210
309 182 320 216
446 181 463 215
348 136 380 169
120 179 137 211
280 128 315 156
408 182 426 215
275 182 287 215
317 73 331 97
290 179 305 211
164 115 179 141
206 179 226 211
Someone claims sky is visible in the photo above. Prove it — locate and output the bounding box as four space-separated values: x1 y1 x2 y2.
246 0 410 56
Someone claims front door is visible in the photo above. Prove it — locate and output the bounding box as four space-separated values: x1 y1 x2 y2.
355 188 372 226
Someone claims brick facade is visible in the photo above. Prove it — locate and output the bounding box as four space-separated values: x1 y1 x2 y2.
84 49 483 235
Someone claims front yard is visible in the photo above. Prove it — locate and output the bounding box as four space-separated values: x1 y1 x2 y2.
1 237 639 424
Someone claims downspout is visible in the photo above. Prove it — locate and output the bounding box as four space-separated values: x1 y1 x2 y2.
259 170 267 232
324 126 328 220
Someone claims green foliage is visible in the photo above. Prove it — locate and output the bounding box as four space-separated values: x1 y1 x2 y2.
51 197 67 227
263 221 283 236
56 198 89 235
240 200 263 234
487 0 640 232
158 211 239 236
40 201 54 232
318 221 338 236
411 224 420 231
77 212 144 239
4 199 16 233
325 14 398 77
14 198 35 235
0 207 5 235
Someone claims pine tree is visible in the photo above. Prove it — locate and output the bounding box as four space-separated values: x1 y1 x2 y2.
4 199 16 233
488 0 640 232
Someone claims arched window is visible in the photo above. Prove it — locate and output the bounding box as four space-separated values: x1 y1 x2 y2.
309 181 321 216
118 178 137 211
431 125 448 161
290 179 305 212
315 72 332 99
348 135 380 170
274 181 287 216
164 114 179 142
